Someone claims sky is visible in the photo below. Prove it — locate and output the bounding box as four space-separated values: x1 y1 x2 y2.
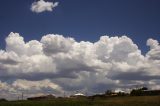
0 0 160 100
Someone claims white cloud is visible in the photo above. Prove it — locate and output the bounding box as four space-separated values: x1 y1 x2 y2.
12 79 62 92
41 34 75 55
6 32 43 56
31 0 59 13
0 32 160 99
0 79 62 100
147 38 159 49
146 38 160 60
6 32 27 55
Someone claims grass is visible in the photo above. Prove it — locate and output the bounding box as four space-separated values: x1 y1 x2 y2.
0 96 160 106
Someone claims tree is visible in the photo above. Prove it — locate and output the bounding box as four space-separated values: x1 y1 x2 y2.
141 87 148 91
105 90 112 95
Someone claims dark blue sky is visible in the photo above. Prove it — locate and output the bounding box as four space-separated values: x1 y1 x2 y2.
0 0 160 53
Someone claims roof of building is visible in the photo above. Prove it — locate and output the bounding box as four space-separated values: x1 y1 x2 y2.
74 93 85 96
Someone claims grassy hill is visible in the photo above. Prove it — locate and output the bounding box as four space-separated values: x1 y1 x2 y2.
0 96 160 106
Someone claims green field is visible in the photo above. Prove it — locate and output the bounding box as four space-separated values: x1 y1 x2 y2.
0 96 160 106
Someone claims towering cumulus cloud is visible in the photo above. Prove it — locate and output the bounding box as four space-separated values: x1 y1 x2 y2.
0 32 160 99
31 0 59 13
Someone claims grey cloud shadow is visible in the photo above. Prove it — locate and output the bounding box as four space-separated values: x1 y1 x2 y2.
107 71 160 81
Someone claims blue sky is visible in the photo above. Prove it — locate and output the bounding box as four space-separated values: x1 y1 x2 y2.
0 0 160 53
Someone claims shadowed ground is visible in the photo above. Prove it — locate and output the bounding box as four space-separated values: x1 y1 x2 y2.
0 96 160 106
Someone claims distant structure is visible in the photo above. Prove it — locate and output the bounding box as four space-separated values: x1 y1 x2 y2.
70 93 86 98
130 87 160 96
27 94 55 101
75 93 85 96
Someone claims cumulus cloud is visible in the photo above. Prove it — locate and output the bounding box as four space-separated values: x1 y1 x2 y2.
0 32 160 99
41 34 75 55
0 79 62 100
12 79 62 93
31 0 59 13
146 38 160 60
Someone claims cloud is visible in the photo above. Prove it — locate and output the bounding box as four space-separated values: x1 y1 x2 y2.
0 50 19 65
0 79 62 100
0 32 160 99
146 38 160 60
12 79 62 93
41 34 75 55
31 0 59 13
108 71 160 81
